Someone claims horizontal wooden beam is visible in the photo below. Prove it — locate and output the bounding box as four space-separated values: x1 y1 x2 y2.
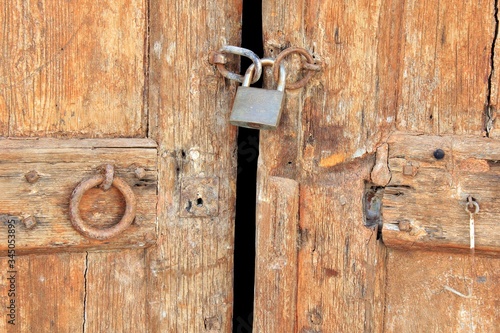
0 139 157 255
381 133 500 256
0 137 158 149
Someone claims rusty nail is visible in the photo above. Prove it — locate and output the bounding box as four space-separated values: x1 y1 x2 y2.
403 163 414 176
134 167 146 180
398 220 412 232
208 51 227 65
25 170 40 183
204 316 221 330
144 232 156 243
308 309 323 325
22 215 37 229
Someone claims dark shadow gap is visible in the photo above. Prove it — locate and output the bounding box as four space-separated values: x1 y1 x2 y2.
232 0 262 332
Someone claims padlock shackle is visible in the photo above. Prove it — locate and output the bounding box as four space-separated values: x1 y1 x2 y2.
243 58 286 92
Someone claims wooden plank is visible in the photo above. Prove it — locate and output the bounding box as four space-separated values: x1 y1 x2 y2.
1 2 151 332
0 141 157 254
384 250 500 332
262 0 498 331
0 254 86 332
259 0 391 331
264 0 392 166
382 133 500 255
0 138 157 149
296 179 385 333
253 176 299 333
85 250 146 332
0 0 147 137
395 0 492 135
483 0 499 139
147 0 240 331
376 1 500 330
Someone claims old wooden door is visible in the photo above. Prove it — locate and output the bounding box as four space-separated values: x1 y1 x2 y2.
253 0 500 332
1 1 239 332
3 0 500 332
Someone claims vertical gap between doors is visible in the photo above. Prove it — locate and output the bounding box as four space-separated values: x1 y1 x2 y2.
232 1 263 332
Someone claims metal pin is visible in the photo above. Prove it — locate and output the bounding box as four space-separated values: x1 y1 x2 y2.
465 196 479 249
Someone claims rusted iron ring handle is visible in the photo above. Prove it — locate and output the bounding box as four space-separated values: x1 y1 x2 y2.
273 47 318 90
216 45 262 84
69 174 137 240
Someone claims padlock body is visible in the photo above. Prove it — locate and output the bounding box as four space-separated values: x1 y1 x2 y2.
230 86 284 130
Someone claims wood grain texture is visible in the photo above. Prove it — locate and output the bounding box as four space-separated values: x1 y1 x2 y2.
384 250 500 333
375 1 500 331
264 0 389 165
260 0 498 332
485 1 500 138
0 0 147 137
253 175 299 333
259 0 390 331
296 178 385 333
0 138 157 149
0 254 86 332
1 2 153 332
85 250 147 332
395 0 493 135
382 133 500 255
147 0 240 331
0 139 157 254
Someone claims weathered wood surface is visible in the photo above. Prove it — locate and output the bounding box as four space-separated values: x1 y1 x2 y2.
1 1 155 332
1 0 240 331
0 138 157 149
380 1 500 330
0 254 86 332
382 133 500 255
147 0 240 331
85 250 147 332
394 0 492 136
257 0 390 331
0 139 157 254
253 176 299 333
258 0 499 332
296 180 387 333
0 0 147 137
384 251 500 332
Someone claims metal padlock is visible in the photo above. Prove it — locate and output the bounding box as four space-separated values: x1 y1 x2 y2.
230 58 286 130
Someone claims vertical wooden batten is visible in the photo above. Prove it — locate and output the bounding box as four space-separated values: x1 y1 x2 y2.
253 175 299 333
147 0 241 331
257 0 389 331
